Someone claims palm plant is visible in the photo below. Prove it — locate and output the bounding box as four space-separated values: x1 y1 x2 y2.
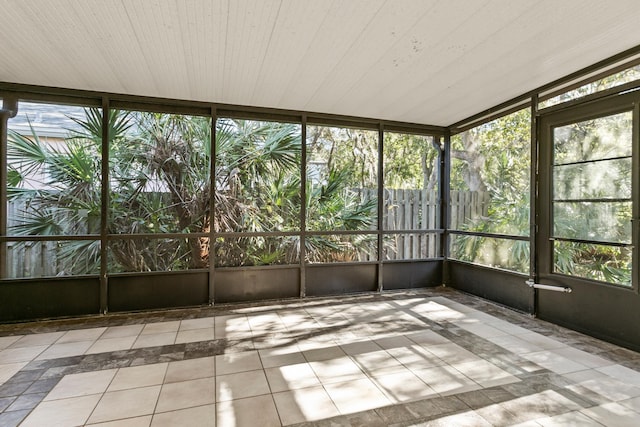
107 112 212 271
8 111 379 275
7 113 112 275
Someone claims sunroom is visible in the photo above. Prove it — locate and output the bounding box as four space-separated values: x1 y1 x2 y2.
1 1 640 425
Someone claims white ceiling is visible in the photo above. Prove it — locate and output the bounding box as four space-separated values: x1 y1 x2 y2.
1 0 640 127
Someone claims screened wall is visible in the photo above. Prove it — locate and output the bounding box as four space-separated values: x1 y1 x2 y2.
0 95 443 319
2 48 640 352
446 56 640 352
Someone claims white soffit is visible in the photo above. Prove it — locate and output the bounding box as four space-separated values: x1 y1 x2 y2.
1 0 640 126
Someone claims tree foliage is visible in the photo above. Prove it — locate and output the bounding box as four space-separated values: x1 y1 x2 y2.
7 111 378 274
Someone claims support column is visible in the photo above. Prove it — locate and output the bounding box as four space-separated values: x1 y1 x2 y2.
0 96 18 279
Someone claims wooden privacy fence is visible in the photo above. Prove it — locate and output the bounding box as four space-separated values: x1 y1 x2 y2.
382 189 439 260
449 190 491 230
381 189 489 259
5 201 95 278
5 190 490 276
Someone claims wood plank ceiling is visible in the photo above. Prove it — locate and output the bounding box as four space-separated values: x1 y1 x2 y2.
1 0 640 126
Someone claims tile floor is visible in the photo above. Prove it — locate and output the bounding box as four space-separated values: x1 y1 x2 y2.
0 287 639 426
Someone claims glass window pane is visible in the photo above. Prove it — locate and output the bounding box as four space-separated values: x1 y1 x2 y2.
6 239 100 278
449 235 529 274
554 241 631 286
305 234 377 263
383 233 439 260
541 64 640 108
553 158 631 200
553 201 631 244
108 237 208 272
449 108 530 236
553 112 632 164
7 102 102 236
214 236 299 267
215 119 301 232
306 126 377 231
109 111 211 234
383 132 439 230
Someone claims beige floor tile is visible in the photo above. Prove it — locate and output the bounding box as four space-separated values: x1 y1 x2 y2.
86 336 137 354
214 315 251 339
576 377 640 401
536 410 604 426
552 346 612 369
416 303 468 323
247 313 287 333
258 347 305 369
504 420 544 426
371 369 438 403
254 333 296 349
280 313 316 332
45 368 118 401
432 298 478 313
273 386 340 425
412 365 481 396
405 330 451 346
265 362 321 393
428 409 494 427
284 321 320 335
8 331 64 348
0 345 48 363
175 327 215 344
156 377 216 412
36 340 93 360
165 356 215 383
598 364 640 387
373 335 415 350
620 395 640 412
302 344 346 362
0 335 22 350
562 369 607 383
523 350 589 374
151 404 216 427
309 356 367 384
180 317 215 331
88 385 162 424
581 402 640 427
487 319 532 336
216 350 262 375
424 342 482 364
108 362 168 391
141 321 181 335
0 361 27 384
465 312 508 324
216 369 271 402
217 394 280 427
489 334 546 354
101 324 144 339
456 322 510 339
132 332 176 349
324 378 392 415
387 344 445 370
518 332 567 351
338 338 382 356
21 394 101 427
56 327 107 344
452 359 520 387
351 349 407 377
87 415 152 427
